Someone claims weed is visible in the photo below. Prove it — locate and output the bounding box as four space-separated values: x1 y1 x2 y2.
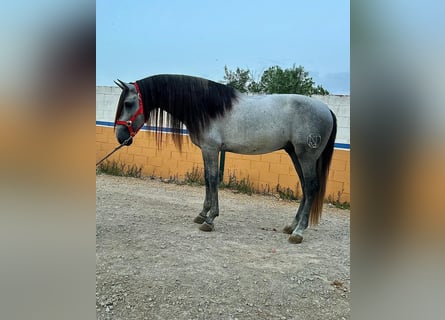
327 189 350 209
234 177 255 195
165 174 181 184
260 184 271 196
184 166 205 186
97 160 142 178
220 171 255 195
275 184 301 201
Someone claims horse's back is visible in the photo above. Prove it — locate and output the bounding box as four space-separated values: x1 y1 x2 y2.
201 94 334 155
235 94 334 139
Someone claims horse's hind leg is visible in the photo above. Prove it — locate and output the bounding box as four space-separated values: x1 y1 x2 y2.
288 156 319 244
283 146 305 235
283 196 305 234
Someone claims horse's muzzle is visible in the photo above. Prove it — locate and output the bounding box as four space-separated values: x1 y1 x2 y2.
122 137 133 146
116 132 133 146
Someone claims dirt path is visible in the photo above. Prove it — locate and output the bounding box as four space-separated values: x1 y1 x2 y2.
96 174 350 320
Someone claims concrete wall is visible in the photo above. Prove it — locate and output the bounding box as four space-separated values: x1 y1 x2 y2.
96 86 350 202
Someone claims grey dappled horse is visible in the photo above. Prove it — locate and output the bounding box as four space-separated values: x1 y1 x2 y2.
114 74 337 244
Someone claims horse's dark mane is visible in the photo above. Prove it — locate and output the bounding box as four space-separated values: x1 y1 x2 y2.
136 74 238 147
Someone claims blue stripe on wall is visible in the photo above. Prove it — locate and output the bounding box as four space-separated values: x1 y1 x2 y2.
96 120 114 127
96 121 350 150
334 142 350 150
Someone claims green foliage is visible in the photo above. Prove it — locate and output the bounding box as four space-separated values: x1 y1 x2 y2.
259 65 328 95
220 171 255 196
223 64 329 96
184 166 205 186
96 160 142 178
276 184 301 201
223 66 254 93
327 190 351 209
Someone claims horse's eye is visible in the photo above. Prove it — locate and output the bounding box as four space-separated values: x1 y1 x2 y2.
124 101 132 108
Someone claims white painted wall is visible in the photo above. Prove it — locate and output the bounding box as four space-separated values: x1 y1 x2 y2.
96 86 121 123
314 95 350 146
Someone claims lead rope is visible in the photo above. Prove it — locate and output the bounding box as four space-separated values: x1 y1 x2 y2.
96 137 133 167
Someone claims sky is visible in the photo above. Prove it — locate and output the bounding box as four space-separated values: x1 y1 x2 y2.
97 0 350 94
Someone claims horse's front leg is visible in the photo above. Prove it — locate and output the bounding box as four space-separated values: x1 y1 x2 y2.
197 148 220 232
193 166 211 224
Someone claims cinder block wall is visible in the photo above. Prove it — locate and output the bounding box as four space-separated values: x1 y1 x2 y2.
96 86 350 202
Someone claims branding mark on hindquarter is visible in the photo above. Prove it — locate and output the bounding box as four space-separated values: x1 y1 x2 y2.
307 134 321 148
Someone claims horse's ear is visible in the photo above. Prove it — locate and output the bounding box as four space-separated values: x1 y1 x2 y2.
114 79 129 90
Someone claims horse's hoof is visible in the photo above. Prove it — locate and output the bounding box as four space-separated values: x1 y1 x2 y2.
288 234 303 244
283 225 294 234
199 222 214 232
193 215 206 224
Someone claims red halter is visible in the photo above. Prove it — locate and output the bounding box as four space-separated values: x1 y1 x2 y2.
115 82 145 137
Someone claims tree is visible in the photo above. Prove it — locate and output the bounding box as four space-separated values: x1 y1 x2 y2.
222 64 329 96
223 66 252 93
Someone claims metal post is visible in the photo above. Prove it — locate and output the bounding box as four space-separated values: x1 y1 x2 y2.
219 150 226 183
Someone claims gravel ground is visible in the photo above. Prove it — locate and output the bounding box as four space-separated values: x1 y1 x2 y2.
96 174 350 320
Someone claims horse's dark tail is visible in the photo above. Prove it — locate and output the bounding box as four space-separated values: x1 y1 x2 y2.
309 110 337 225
